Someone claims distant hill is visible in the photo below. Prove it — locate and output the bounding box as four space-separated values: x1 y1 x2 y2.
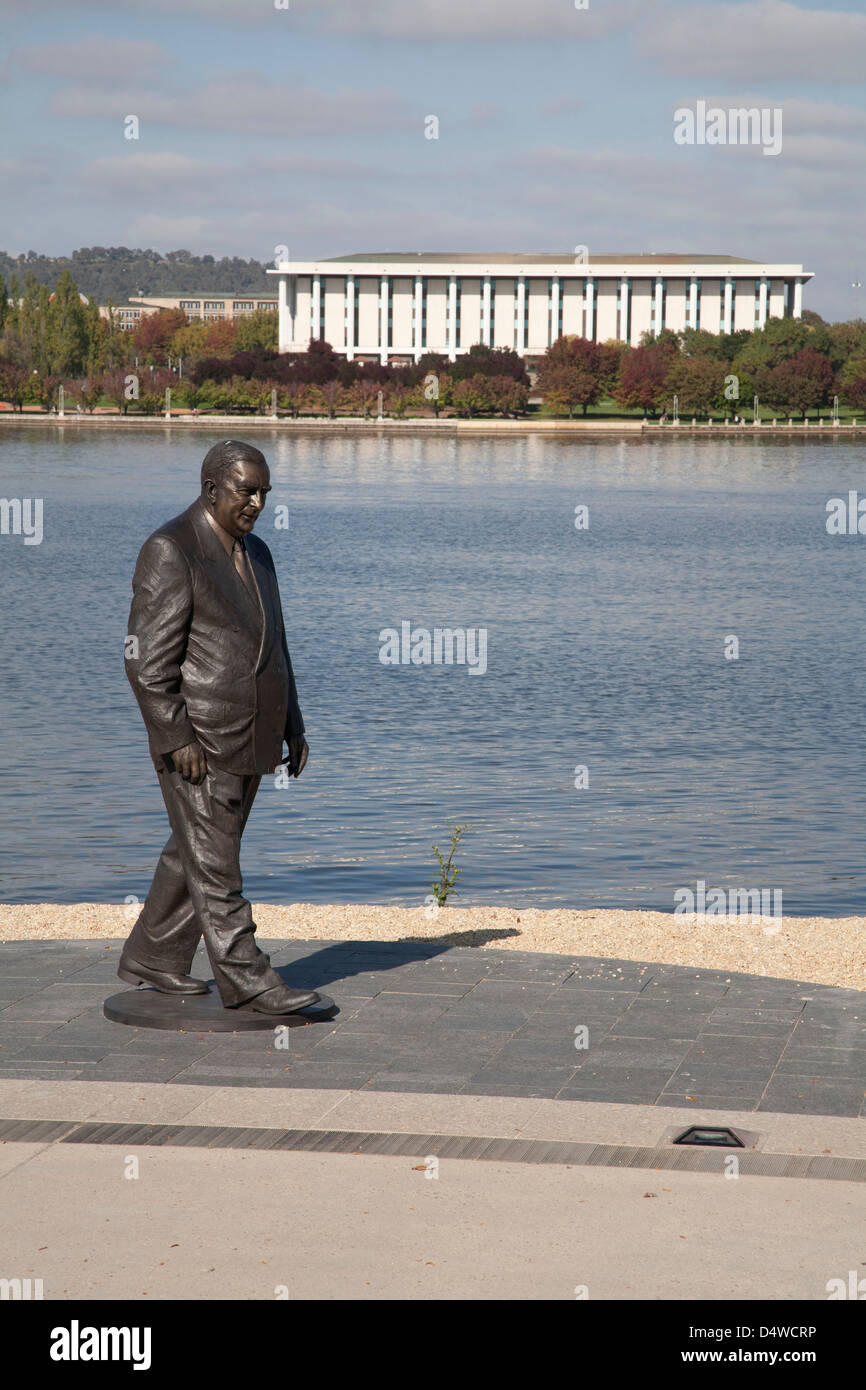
0 248 272 302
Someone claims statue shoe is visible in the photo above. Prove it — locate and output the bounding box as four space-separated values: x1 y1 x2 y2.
118 956 209 995
240 984 321 1015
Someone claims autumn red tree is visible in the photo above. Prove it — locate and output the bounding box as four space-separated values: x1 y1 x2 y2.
613 340 678 416
538 336 601 417
132 308 189 365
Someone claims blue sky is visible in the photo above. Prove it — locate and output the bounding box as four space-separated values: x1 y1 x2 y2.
1 0 864 319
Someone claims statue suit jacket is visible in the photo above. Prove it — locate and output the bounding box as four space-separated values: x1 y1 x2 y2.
126 496 304 775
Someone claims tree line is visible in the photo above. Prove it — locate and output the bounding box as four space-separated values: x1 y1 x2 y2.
538 317 865 419
1 268 864 419
0 247 271 301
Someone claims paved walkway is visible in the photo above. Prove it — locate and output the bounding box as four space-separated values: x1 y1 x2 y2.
3 1137 863 1301
1 938 864 1117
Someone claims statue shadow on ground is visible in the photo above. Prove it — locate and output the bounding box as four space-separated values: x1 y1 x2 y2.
259 927 523 995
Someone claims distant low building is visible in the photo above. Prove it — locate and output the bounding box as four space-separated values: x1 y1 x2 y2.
268 252 814 362
98 293 278 329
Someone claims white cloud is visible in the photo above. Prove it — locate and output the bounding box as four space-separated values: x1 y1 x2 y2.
642 1 866 83
0 0 640 39
123 213 211 245
11 36 169 77
307 0 639 39
84 152 208 192
50 77 411 136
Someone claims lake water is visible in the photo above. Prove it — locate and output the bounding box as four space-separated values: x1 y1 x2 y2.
0 424 864 915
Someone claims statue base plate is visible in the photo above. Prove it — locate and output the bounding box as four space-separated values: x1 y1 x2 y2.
103 986 337 1032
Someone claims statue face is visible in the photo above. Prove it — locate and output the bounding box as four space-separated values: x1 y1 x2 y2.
207 459 271 539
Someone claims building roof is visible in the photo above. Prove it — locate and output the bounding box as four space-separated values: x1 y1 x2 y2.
321 252 762 266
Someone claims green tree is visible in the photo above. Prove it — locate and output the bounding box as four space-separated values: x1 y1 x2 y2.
597 339 627 396
44 271 91 376
234 309 278 354
839 356 866 412
762 348 835 419
452 374 494 417
664 354 732 416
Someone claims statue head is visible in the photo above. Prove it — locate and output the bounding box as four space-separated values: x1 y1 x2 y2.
201 439 271 539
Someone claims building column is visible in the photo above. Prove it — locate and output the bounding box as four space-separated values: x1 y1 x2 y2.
277 274 289 352
723 278 734 334
584 277 595 341
689 276 698 331
516 275 526 354
311 273 321 342
757 277 768 329
346 275 355 360
654 277 664 335
619 277 630 343
380 275 389 365
448 275 458 362
550 276 560 345
793 279 803 318
414 275 423 361
482 276 492 346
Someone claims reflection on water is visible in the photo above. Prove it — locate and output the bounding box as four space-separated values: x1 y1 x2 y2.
0 425 864 914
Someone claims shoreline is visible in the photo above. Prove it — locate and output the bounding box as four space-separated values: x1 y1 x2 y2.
1 413 865 437
2 902 864 991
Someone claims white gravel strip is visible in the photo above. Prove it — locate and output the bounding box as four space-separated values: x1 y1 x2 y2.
0 903 863 991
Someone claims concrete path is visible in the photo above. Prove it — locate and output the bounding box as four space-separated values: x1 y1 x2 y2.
0 1132 862 1300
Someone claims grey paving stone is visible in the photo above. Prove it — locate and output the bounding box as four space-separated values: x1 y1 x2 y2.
0 999 96 1023
757 1081 864 1117
776 1046 866 1076
0 1020 63 1038
0 1044 112 1063
668 1064 778 1085
659 1093 763 1111
357 980 470 996
682 1038 788 1066
606 1015 707 1040
573 1039 693 1069
361 1076 476 1094
460 1080 569 1099
84 1055 195 1081
355 995 454 1022
556 1081 666 1103
252 1069 373 1090
2 941 864 1113
662 1074 770 1098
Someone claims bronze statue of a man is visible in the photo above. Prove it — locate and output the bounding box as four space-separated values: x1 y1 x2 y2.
121 439 320 1015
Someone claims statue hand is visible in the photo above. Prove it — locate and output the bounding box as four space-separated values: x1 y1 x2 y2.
171 740 208 784
287 735 309 778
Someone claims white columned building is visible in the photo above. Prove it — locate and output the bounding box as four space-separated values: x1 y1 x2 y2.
723 278 734 334
482 275 492 347
268 253 813 360
380 274 389 365
619 277 630 342
584 277 595 341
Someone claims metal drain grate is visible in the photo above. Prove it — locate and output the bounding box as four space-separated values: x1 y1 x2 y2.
1 1116 865 1181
